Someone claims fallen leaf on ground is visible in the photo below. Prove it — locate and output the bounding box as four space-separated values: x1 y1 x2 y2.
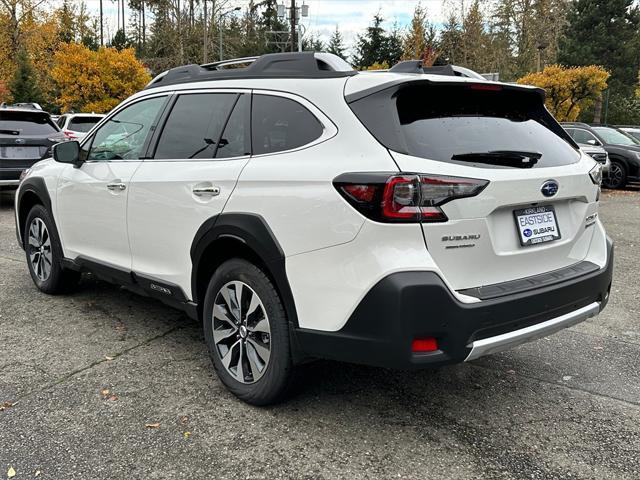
35 470 41 477
7 466 16 478
0 401 13 411
100 388 110 397
179 415 189 425
105 356 114 361
562 375 573 381
145 423 160 429
108 394 118 401
183 431 191 438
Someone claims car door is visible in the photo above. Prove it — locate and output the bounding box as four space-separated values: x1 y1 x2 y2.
127 90 251 297
56 94 169 270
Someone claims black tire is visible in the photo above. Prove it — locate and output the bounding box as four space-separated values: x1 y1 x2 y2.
603 161 627 189
24 204 80 294
203 258 294 405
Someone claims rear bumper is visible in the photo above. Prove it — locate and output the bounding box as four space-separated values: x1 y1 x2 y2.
294 239 614 369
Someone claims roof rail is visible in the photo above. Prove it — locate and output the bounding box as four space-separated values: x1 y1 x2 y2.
145 52 356 89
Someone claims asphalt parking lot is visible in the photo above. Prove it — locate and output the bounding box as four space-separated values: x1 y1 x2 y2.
1 187 639 480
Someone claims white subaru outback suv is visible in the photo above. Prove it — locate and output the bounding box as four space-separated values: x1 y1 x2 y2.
15 53 613 405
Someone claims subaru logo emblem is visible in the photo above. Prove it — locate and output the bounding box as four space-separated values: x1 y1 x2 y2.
15 138 25 144
541 180 559 197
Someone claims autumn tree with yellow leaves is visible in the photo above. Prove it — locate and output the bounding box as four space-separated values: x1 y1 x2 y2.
518 65 610 121
51 43 150 113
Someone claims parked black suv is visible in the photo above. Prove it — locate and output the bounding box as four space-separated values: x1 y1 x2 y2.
0 108 65 188
562 122 640 189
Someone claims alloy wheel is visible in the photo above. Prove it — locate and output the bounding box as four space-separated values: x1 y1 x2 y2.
27 217 53 282
605 163 624 189
212 281 271 384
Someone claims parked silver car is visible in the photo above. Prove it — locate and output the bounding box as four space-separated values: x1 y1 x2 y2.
579 142 610 175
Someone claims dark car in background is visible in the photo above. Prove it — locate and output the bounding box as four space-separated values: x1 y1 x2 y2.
562 122 640 189
0 108 66 188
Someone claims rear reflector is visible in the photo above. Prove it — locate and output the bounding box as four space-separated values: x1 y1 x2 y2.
412 337 438 353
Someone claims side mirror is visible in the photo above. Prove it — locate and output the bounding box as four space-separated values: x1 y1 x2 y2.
52 141 81 166
587 139 600 146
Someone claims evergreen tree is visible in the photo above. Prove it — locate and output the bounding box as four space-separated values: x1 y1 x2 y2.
460 0 491 73
559 0 640 95
402 4 437 61
57 0 76 43
327 26 346 60
10 48 42 104
352 14 402 69
110 28 130 50
437 12 463 65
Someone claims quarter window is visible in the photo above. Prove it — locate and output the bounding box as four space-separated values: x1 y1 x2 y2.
154 93 237 159
251 95 323 155
86 96 166 161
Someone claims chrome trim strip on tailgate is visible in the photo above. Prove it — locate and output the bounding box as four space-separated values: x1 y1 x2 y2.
465 302 600 361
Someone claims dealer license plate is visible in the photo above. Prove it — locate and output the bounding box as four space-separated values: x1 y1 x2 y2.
514 205 561 247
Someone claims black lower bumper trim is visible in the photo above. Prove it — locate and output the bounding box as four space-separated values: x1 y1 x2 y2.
294 239 614 369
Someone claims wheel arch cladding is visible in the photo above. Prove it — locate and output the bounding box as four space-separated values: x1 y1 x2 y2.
190 213 299 327
17 177 53 247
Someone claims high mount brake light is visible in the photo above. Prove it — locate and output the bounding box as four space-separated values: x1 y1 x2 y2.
469 83 502 91
334 173 489 223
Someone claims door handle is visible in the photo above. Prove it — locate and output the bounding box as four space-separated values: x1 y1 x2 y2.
192 185 220 197
107 182 126 191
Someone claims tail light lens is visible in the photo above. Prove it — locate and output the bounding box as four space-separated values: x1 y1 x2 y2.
335 173 489 223
63 130 77 140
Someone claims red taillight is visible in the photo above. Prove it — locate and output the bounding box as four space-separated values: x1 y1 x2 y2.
412 337 438 353
63 130 77 140
381 175 420 219
335 173 488 223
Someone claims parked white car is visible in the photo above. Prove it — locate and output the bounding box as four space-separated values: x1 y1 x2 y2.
579 143 610 174
56 113 105 141
15 53 613 405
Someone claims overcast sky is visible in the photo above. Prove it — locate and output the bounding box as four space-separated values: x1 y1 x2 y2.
79 0 450 55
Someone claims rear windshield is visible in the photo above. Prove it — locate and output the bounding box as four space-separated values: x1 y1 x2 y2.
350 82 580 169
68 116 102 132
0 111 58 135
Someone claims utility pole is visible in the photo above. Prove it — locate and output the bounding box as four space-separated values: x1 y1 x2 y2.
203 0 208 63
290 0 296 52
99 0 103 45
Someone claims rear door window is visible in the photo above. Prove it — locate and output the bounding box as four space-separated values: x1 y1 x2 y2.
216 94 250 159
0 111 58 135
251 95 323 155
154 93 237 159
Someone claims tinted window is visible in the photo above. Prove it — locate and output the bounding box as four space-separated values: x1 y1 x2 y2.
155 93 237 159
86 96 166 161
351 83 580 168
68 116 102 133
592 127 639 146
568 128 598 145
0 111 58 135
251 95 323 155
216 94 250 158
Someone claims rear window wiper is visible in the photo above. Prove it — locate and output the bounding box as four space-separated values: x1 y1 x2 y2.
451 150 542 168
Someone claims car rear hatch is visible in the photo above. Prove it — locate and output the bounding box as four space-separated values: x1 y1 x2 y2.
347 77 600 291
0 109 62 176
